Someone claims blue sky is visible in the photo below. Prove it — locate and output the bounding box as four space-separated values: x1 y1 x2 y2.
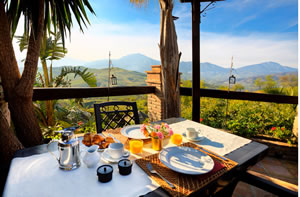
14 0 298 68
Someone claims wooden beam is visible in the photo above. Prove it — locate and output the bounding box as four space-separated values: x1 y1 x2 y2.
180 87 298 104
192 0 201 122
32 86 156 101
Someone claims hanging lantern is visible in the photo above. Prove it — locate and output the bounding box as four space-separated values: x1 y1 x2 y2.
111 74 117 85
229 75 236 84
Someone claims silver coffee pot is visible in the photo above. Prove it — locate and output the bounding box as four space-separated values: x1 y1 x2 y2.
48 129 81 170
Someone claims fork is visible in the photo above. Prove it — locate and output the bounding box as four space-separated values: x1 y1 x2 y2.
146 163 176 189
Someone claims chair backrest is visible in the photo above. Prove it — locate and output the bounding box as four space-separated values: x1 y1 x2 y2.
94 101 140 133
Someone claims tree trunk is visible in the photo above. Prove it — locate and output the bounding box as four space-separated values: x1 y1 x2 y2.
0 1 45 147
42 59 54 126
46 100 54 126
159 0 181 119
0 107 24 165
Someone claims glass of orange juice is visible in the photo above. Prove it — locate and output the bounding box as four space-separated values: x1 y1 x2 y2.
171 134 183 145
129 139 143 154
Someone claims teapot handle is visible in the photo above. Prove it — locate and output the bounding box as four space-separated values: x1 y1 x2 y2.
47 140 59 162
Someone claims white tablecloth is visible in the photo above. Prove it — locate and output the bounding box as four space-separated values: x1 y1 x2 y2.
3 119 251 197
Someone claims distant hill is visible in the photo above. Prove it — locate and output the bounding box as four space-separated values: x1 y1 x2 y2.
86 53 159 73
33 65 296 90
220 72 298 91
75 53 298 83
180 61 297 82
48 67 146 87
28 53 297 87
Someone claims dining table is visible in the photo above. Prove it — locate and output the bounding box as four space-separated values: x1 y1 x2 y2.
2 118 268 197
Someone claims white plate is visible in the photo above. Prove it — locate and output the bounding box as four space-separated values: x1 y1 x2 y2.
101 149 130 163
159 146 214 175
121 125 150 139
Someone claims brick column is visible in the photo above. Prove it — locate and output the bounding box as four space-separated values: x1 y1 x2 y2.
146 65 164 122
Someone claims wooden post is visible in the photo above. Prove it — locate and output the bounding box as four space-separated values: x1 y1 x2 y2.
192 0 200 122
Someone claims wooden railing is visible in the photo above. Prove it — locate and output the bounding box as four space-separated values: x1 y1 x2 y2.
32 86 156 101
32 86 298 105
180 87 298 104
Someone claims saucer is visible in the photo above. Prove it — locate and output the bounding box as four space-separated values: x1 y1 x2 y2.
182 133 204 142
101 149 130 163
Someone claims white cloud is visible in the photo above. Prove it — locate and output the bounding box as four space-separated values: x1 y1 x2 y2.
13 19 298 69
65 21 161 61
198 32 298 68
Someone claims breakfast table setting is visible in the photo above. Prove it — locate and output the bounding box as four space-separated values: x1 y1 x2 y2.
2 118 268 197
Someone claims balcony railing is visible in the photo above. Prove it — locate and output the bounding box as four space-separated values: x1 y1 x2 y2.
32 86 298 105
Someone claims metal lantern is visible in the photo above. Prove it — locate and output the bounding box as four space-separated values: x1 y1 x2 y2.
229 75 236 85
111 74 117 85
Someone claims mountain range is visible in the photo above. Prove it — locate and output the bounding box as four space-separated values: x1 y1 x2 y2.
51 53 297 84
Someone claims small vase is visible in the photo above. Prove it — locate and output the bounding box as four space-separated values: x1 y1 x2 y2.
152 137 163 151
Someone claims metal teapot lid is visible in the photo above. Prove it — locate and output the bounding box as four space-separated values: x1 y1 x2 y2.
56 127 79 142
61 131 73 142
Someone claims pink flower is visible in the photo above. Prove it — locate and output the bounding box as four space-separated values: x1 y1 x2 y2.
154 125 161 130
141 124 146 132
169 129 174 136
157 132 164 140
164 123 170 129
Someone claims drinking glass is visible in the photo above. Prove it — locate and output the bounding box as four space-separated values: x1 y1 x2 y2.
129 139 143 154
171 134 183 145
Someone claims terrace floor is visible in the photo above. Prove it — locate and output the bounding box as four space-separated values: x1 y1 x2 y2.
232 156 298 197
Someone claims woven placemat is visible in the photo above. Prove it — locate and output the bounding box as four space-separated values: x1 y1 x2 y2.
135 142 238 197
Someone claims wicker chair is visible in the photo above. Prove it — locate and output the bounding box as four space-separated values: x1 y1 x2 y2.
94 101 140 133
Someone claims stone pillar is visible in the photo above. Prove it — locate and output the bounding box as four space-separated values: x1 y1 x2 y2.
146 65 164 122
0 77 10 126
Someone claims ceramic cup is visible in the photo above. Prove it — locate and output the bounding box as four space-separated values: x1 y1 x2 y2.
108 143 126 159
186 128 201 139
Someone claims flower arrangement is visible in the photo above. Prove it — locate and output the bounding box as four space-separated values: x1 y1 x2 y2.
141 123 173 140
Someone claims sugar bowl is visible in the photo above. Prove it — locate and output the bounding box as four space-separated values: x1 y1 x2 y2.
97 165 113 183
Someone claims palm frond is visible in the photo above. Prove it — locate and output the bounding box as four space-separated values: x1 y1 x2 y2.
15 34 29 52
55 66 97 87
5 0 95 45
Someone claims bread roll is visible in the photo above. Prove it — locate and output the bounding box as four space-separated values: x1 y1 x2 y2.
105 136 114 144
92 134 104 144
83 133 92 146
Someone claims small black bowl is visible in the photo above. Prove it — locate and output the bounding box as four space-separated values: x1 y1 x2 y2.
97 165 113 183
118 159 133 176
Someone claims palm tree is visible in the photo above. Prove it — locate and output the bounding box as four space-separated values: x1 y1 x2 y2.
0 0 95 163
131 0 181 119
16 32 97 127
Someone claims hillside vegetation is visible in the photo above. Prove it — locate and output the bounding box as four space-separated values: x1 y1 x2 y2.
41 66 147 87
